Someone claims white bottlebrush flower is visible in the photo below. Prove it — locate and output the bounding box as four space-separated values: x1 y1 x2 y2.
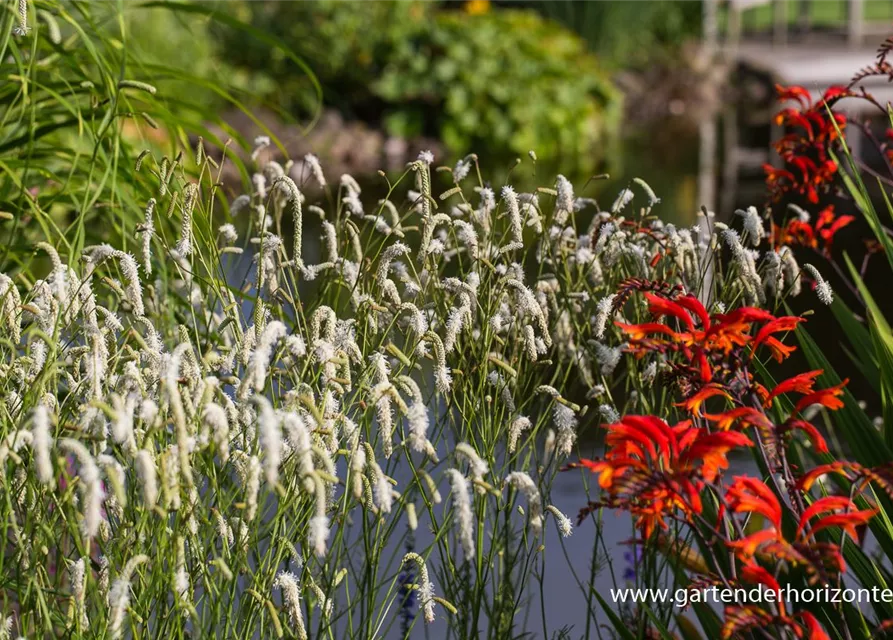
642 360 658 384
108 555 149 639
173 538 189 602
250 320 287 391
446 469 475 559
272 176 304 266
251 135 270 162
500 185 523 253
30 404 54 487
12 0 30 36
554 174 574 225
114 251 144 316
398 376 434 457
633 177 660 207
803 263 833 305
424 331 452 394
453 155 472 182
594 294 616 339
598 404 620 424
59 439 104 539
133 449 158 509
402 552 436 623
417 149 434 165
309 475 330 557
0 274 22 344
304 153 326 188
553 403 579 457
218 223 238 244
543 429 557 469
454 442 488 484
779 246 802 296
138 198 155 275
256 396 282 486
229 194 251 217
507 416 532 454
176 183 199 257
594 342 622 375
735 206 764 246
69 557 89 629
611 188 634 213
545 505 574 537
275 572 308 640
370 454 393 514
505 471 543 537
202 402 230 463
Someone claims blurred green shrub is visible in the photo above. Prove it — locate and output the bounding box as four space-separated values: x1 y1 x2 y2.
220 1 621 170
375 8 622 165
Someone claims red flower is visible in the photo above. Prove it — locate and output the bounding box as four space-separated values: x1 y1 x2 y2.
793 379 848 415
764 370 823 406
766 84 848 203
571 416 752 538
774 205 853 256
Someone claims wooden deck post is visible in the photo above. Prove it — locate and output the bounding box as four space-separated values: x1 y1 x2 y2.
848 0 864 46
773 0 788 47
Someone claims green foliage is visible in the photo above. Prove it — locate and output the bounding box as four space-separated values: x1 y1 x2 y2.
0 0 317 277
219 1 621 171
375 9 621 164
528 0 702 69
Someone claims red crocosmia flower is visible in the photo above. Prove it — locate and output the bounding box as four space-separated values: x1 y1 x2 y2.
762 336 799 363
776 84 813 106
726 476 782 529
674 294 711 329
644 292 698 330
766 84 848 203
681 431 753 483
764 370 823 406
796 496 858 536
774 205 853 256
676 383 732 418
797 496 878 542
727 528 779 558
805 508 877 542
814 205 854 254
617 285 804 401
799 612 832 640
722 606 832 640
740 563 782 598
782 419 829 453
751 316 804 356
569 416 752 538
614 321 686 343
793 379 848 415
709 407 773 432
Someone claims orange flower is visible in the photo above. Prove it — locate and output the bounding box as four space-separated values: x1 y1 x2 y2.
764 370 823 406
751 316 804 356
680 431 753 482
806 508 877 542
726 476 782 529
782 419 828 453
740 563 782 598
708 407 773 432
793 379 848 415
676 384 732 418
570 416 752 537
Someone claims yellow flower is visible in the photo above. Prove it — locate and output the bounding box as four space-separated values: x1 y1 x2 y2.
465 0 490 16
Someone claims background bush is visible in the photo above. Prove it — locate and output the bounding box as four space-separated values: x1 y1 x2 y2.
219 1 621 171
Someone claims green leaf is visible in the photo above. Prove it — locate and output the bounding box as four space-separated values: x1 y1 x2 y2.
592 591 639 640
843 254 893 448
